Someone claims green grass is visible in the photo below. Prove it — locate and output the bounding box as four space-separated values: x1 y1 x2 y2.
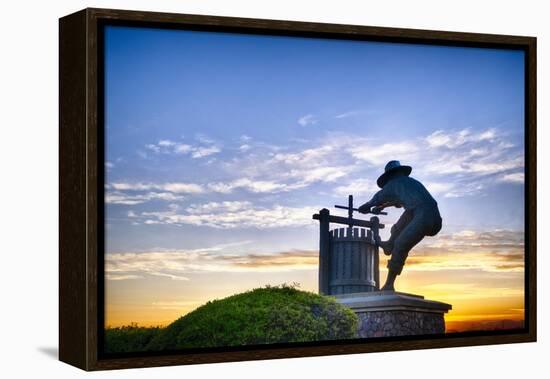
104 284 358 353
103 323 161 354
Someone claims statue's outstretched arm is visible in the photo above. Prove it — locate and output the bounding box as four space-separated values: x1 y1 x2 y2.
358 186 394 213
358 190 382 213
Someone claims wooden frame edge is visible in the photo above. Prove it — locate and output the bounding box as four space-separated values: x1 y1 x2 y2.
58 7 537 371
59 9 89 370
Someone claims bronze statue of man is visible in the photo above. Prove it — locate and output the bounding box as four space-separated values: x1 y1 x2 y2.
358 160 442 291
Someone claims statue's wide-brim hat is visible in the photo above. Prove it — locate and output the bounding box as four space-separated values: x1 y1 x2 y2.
377 161 412 188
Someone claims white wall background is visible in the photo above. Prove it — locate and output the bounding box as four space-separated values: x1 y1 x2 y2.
0 0 547 377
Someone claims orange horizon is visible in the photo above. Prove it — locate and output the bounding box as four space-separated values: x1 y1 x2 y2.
105 240 525 334
105 309 525 334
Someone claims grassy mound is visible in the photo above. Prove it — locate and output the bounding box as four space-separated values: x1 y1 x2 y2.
146 285 357 351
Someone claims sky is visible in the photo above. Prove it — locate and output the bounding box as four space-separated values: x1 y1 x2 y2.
104 25 525 331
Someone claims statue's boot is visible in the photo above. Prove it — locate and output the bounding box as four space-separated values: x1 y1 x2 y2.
378 240 393 256
381 269 397 291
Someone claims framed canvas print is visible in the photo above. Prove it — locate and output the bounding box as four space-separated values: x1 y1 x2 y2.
59 8 536 371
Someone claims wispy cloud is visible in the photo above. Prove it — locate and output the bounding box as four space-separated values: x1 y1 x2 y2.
113 127 524 210
135 202 319 229
207 178 289 194
106 246 318 281
110 182 204 194
350 141 419 166
297 114 317 126
348 127 523 197
206 142 357 196
144 136 221 159
425 128 496 149
106 182 205 205
334 178 378 196
185 201 252 214
415 283 524 301
107 175 319 206
419 128 523 177
499 172 524 184
106 228 523 281
191 146 221 158
404 229 524 272
334 109 374 119
335 110 360 119
106 191 185 205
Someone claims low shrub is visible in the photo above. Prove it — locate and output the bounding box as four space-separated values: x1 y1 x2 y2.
146 284 358 351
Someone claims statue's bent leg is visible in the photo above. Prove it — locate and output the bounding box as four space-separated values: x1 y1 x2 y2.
380 210 413 255
387 218 426 275
382 207 441 291
381 222 426 291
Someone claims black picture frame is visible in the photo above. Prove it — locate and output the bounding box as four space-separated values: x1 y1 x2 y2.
59 7 537 371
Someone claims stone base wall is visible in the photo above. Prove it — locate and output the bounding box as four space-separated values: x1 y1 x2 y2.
356 310 445 338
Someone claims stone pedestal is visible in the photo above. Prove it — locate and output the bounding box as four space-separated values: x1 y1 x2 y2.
335 291 452 338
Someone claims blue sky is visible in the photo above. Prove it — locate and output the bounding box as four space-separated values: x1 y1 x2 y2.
103 25 525 326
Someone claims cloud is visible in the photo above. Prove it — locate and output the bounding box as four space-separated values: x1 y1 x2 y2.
425 128 497 149
335 110 361 119
135 127 523 206
106 191 185 205
191 146 221 158
346 127 523 198
105 227 523 281
425 129 470 149
403 229 525 273
422 182 454 196
349 128 522 177
220 250 318 269
350 141 419 166
161 183 204 193
106 182 204 205
185 201 252 214
110 182 204 194
297 114 317 126
207 178 289 194
208 142 355 194
136 127 523 204
158 139 175 147
248 144 354 189
144 136 221 159
419 129 523 177
144 144 161 153
334 178 378 196
113 126 524 211
135 202 319 229
195 134 216 145
334 109 376 119
289 166 351 185
108 173 328 207
106 245 318 280
499 172 524 183
432 180 486 198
